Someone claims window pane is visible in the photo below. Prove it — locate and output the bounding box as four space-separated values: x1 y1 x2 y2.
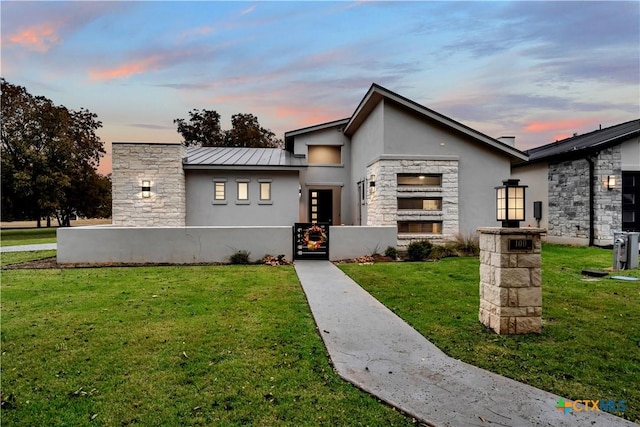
237 182 248 200
397 198 442 210
214 182 225 200
308 145 341 164
260 182 271 200
397 221 442 234
397 174 442 186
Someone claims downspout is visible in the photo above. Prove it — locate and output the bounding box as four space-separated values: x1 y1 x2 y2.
585 156 595 246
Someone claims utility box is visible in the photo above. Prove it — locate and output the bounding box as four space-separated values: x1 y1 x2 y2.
613 231 639 270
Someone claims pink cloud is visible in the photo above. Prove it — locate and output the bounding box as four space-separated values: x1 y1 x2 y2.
7 24 60 52
89 56 163 80
523 118 593 133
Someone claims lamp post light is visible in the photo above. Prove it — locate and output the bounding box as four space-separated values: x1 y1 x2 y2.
496 179 527 228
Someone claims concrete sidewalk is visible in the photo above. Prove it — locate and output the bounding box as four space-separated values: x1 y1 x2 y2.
1 243 57 253
294 260 634 427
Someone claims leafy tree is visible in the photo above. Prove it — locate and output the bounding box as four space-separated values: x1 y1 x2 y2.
174 109 282 148
224 113 281 148
0 78 109 227
173 109 224 147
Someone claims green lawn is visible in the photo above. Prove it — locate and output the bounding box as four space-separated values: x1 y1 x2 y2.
1 250 57 267
339 244 640 423
1 265 414 426
0 228 57 246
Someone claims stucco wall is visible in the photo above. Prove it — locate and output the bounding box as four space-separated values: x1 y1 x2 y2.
621 136 640 171
57 226 396 264
112 142 186 226
294 127 352 224
185 170 299 226
511 162 549 229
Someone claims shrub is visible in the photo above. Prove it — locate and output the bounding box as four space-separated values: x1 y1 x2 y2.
428 244 457 260
229 250 251 264
446 232 480 257
384 246 398 260
406 239 433 261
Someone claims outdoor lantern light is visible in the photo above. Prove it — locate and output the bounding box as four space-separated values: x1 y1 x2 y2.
607 175 616 190
369 174 376 194
141 180 151 198
496 179 527 228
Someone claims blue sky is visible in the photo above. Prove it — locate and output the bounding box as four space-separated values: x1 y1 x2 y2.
2 1 639 174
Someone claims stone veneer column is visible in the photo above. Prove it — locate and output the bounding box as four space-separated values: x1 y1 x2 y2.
478 227 545 334
112 142 186 226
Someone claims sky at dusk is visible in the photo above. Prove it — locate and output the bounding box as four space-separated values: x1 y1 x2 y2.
2 1 639 175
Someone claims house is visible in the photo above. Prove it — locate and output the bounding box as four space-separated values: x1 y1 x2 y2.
111 83 528 249
511 119 640 246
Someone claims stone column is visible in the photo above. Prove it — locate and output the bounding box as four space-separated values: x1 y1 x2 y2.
477 227 545 334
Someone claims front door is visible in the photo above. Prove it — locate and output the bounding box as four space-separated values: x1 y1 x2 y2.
623 172 640 231
309 189 333 224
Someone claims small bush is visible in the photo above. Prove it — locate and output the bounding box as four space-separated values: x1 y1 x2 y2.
229 250 251 264
429 245 457 260
406 240 433 261
447 233 480 257
384 246 398 260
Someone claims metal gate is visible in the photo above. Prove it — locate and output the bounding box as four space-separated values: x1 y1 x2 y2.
293 223 330 260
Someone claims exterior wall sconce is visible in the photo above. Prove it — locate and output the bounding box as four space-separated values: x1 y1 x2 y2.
141 180 151 198
369 174 376 194
607 175 616 190
496 179 527 228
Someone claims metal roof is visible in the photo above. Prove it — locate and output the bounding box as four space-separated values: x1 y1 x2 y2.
524 119 640 163
183 146 306 169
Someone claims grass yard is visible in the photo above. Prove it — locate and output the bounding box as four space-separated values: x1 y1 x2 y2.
1 250 57 267
0 228 57 246
340 244 640 423
1 265 414 426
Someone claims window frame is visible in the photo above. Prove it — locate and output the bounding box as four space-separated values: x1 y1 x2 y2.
258 179 272 205
213 179 227 204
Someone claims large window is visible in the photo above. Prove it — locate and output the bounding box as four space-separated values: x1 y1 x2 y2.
397 221 442 234
308 145 341 165
397 174 441 186
397 198 442 210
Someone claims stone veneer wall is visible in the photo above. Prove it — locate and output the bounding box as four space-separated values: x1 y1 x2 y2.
366 158 459 247
112 143 186 226
478 227 543 335
548 146 621 245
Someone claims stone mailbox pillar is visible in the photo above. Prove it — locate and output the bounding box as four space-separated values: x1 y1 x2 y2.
477 227 545 334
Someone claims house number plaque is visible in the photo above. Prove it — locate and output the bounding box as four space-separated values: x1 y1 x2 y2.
508 238 533 251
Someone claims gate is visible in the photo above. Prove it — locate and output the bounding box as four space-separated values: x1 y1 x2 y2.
293 223 330 260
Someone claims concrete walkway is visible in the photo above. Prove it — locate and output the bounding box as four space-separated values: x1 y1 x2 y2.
0 243 57 253
294 260 634 427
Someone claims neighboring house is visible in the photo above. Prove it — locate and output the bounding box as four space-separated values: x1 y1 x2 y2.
511 119 640 246
112 83 528 247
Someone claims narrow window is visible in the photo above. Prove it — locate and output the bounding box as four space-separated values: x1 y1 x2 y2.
214 182 226 200
397 198 442 210
237 182 249 200
260 182 271 201
397 221 443 234
397 174 442 186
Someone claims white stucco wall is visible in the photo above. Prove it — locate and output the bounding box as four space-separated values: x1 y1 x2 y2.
293 127 352 224
185 170 300 226
57 226 396 263
621 136 640 171
511 162 549 229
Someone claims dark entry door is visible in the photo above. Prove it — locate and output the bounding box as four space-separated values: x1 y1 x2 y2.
309 190 333 224
623 172 640 231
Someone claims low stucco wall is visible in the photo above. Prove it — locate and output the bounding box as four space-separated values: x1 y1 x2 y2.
57 226 396 264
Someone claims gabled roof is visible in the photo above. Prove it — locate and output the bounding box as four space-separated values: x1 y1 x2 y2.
522 119 640 164
284 118 349 152
183 146 305 170
284 83 528 161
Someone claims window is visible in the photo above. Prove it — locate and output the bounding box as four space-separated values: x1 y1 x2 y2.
258 179 272 204
397 198 442 210
397 221 442 234
308 145 341 165
260 182 271 200
237 182 248 200
397 174 441 186
214 182 226 200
